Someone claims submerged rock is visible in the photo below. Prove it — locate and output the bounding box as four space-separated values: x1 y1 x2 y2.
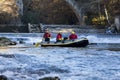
0 75 8 80
0 37 16 46
0 54 15 58
39 76 60 80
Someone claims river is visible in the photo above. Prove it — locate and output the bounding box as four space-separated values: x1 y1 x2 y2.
0 33 120 80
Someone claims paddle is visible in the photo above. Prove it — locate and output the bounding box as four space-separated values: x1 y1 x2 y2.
35 38 44 47
35 42 41 47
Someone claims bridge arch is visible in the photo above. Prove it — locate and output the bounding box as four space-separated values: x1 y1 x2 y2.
22 0 80 25
64 0 82 25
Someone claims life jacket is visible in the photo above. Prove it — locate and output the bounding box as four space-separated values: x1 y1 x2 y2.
69 34 78 40
43 32 51 38
56 33 62 40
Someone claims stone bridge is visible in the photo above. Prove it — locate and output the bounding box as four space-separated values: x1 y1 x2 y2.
65 0 100 25
65 0 119 32
24 0 112 33
16 0 120 33
17 0 100 25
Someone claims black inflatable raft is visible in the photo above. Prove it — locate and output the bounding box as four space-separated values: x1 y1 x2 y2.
41 38 89 47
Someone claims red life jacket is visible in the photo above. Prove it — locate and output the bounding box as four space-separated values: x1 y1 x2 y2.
56 33 62 40
69 34 78 40
43 32 51 38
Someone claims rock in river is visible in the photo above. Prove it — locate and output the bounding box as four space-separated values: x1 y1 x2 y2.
0 37 16 46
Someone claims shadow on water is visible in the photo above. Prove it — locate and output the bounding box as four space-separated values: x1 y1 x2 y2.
88 43 120 51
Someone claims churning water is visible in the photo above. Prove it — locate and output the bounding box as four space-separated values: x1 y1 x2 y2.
0 33 120 80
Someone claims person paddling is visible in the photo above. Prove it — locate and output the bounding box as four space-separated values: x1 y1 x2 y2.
56 31 63 42
69 31 78 41
43 29 51 43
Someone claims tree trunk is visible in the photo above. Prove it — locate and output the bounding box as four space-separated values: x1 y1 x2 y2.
104 5 111 25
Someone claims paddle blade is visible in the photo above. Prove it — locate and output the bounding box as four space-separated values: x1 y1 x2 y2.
35 42 40 47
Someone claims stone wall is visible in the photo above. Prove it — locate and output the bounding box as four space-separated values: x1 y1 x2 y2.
43 25 105 33
0 24 28 33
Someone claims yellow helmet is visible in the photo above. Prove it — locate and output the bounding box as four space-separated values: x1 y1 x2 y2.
59 31 62 33
71 31 75 34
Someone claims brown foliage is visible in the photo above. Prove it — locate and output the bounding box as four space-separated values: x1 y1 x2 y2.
0 0 19 24
102 0 120 15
